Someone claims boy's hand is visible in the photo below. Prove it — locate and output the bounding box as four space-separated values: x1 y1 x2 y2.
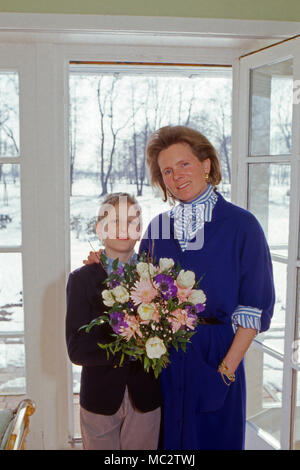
83 250 102 265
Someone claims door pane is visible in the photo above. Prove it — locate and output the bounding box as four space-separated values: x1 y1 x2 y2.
246 348 283 447
248 164 290 354
248 163 290 257
249 59 293 156
0 253 23 333
256 261 286 354
0 164 21 246
0 72 19 157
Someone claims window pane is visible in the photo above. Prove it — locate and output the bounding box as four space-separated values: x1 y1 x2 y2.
246 349 283 448
249 59 293 156
248 164 290 258
0 164 21 247
0 253 23 333
0 72 19 157
0 337 26 394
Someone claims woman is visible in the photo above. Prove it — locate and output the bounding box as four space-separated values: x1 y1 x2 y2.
138 125 275 450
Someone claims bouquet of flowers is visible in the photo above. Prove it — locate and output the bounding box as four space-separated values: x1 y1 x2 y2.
84 252 207 378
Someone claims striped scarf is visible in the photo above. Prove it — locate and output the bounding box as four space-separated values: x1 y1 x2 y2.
170 184 218 251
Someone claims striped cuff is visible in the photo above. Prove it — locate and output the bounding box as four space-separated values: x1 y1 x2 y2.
231 305 262 334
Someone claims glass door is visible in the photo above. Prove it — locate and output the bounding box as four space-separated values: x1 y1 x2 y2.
237 36 300 449
68 63 233 440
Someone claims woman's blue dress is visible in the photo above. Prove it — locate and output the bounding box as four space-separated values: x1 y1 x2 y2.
139 192 275 450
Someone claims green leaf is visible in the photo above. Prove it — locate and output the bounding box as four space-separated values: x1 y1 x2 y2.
144 355 150 371
100 252 108 267
194 273 206 288
120 353 125 366
112 258 120 271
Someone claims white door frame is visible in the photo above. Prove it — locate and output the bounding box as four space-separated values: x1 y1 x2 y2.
235 36 300 450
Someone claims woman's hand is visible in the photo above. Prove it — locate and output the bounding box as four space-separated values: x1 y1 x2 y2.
83 250 102 265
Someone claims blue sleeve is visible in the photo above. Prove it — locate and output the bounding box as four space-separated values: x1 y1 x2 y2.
235 214 275 333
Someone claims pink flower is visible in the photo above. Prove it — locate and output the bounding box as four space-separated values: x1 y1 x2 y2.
175 282 193 303
168 309 196 333
139 308 160 324
131 279 158 306
119 313 142 341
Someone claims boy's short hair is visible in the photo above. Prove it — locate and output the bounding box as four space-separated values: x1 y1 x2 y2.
97 192 141 222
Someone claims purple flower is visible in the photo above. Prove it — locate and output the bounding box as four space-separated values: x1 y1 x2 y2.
115 266 125 276
154 273 178 300
185 303 205 319
109 311 128 334
109 266 125 288
109 279 121 288
127 300 136 311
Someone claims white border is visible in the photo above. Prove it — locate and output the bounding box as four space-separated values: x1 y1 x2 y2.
0 14 299 450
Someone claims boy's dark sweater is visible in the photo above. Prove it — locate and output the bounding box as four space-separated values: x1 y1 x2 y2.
66 262 162 415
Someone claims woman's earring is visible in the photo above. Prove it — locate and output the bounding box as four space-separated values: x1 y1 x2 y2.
205 173 209 182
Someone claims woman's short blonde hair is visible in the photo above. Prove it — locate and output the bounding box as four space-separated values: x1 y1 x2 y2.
146 125 222 202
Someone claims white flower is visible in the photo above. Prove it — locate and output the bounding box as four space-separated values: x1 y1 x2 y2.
159 258 175 272
102 289 115 307
188 289 207 305
112 285 130 304
137 303 157 321
176 269 195 289
136 262 156 280
145 336 167 359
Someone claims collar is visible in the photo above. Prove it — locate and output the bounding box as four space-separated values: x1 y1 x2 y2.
170 184 217 215
169 184 218 251
104 250 138 274
180 183 216 206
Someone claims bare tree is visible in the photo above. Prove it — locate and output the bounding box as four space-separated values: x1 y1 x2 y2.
96 76 133 196
0 74 19 157
129 81 150 196
69 78 79 196
175 81 195 126
212 100 232 184
276 101 292 154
